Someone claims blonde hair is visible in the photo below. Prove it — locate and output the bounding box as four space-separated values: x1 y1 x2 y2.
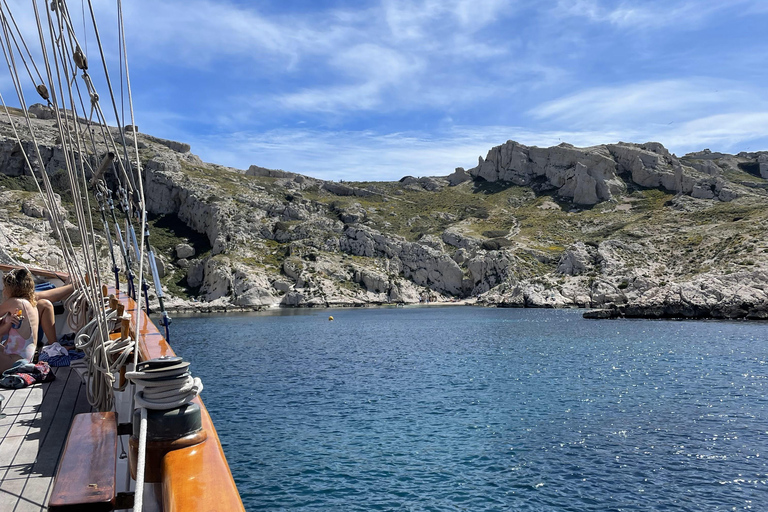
3 268 37 306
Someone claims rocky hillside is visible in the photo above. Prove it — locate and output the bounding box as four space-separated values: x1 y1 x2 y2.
2 104 768 318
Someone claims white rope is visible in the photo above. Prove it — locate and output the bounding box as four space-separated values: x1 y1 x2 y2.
125 368 203 410
64 286 90 332
125 362 203 512
0 19 80 281
74 303 135 411
2 5 164 509
134 407 148 512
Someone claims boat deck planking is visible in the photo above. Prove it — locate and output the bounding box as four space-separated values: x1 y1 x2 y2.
0 366 92 512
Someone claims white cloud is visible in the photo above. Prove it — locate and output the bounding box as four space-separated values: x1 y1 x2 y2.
274 43 421 112
527 79 768 155
188 128 495 181
182 125 637 182
183 115 768 183
554 0 764 29
531 80 762 127
277 83 385 113
5 0 764 183
382 0 513 41
664 112 768 152
117 0 355 67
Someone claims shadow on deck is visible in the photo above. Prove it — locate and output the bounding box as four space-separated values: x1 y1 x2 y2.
0 365 92 511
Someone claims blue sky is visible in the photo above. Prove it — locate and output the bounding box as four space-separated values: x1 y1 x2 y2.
4 0 768 181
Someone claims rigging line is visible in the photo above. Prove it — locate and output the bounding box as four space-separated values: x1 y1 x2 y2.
117 0 124 130
0 11 76 280
51 3 111 187
0 2 43 93
49 4 107 298
116 0 143 211
45 4 92 281
81 0 86 55
85 83 134 194
45 1 110 346
57 4 128 202
0 0 46 86
18 2 85 293
79 73 135 195
75 66 133 195
108 189 134 296
34 2 106 351
56 0 88 70
69 69 110 183
95 183 120 289
49 5 100 266
85 0 137 195
118 0 154 351
119 188 141 300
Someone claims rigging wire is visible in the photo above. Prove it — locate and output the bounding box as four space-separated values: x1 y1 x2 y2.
1 4 189 510
0 0 47 98
0 10 79 282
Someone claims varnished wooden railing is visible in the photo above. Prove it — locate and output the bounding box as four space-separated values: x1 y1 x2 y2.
113 289 246 512
0 263 68 281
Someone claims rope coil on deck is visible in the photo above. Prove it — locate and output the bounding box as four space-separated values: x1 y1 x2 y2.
125 360 203 512
74 302 134 410
125 364 203 410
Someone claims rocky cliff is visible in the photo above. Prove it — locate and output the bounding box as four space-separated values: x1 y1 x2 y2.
2 105 768 318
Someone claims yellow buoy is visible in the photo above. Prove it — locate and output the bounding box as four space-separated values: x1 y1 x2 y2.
328 316 334 321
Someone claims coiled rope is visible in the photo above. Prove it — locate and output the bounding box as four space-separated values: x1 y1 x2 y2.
125 361 203 512
74 301 135 411
64 285 90 332
125 364 203 410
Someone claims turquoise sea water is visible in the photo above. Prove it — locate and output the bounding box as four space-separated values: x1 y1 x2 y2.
169 307 768 511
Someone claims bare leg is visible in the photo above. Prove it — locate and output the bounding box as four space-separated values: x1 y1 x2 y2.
37 299 57 345
0 347 22 373
35 283 74 304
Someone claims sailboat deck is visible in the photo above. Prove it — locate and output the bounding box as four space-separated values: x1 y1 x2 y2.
0 366 92 512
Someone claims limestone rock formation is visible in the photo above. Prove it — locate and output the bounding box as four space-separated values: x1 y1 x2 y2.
2 105 768 318
470 140 747 205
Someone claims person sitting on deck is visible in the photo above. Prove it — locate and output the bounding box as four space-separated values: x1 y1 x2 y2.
35 282 75 346
0 268 40 372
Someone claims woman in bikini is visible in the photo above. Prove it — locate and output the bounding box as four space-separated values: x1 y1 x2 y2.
0 268 41 372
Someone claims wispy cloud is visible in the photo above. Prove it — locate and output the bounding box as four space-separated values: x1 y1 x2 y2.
276 43 421 112
182 125 638 182
664 112 768 152
188 128 498 181
531 79 761 128
554 0 766 29
183 110 768 183
3 0 765 183
118 0 355 68
382 0 513 41
527 79 768 155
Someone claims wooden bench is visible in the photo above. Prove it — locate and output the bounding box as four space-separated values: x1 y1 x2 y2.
48 412 118 512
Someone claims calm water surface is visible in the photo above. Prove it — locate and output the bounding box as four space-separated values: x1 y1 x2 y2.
168 307 768 511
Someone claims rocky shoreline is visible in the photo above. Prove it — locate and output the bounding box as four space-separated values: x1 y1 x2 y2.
2 105 768 321
584 306 768 321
